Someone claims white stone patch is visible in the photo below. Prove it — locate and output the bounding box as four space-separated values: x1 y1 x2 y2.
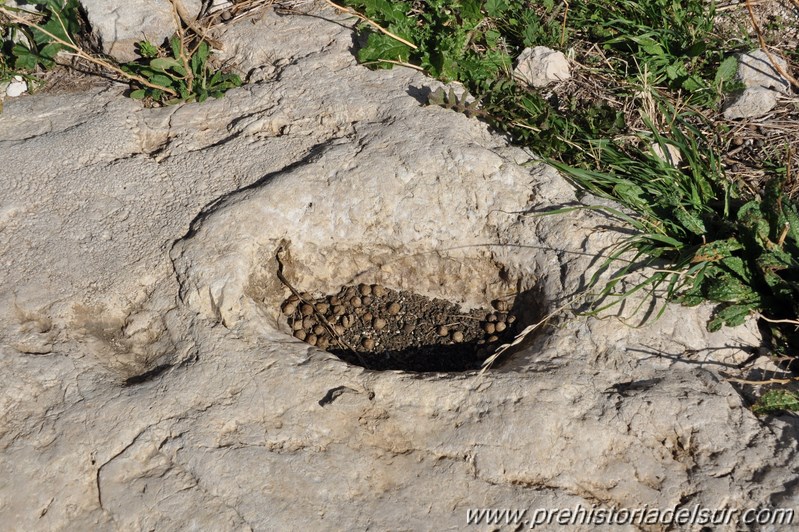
514 46 571 88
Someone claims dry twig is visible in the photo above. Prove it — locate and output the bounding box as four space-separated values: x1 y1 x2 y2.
745 0 799 91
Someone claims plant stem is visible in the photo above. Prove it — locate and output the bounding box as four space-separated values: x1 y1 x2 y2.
0 6 178 96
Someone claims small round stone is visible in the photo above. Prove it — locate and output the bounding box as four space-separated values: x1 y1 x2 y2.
333 325 345 336
291 320 304 331
315 302 330 314
483 322 496 334
486 313 498 323
317 336 330 350
373 317 387 330
341 315 353 328
362 312 373 323
387 302 401 315
350 296 362 308
287 294 299 303
313 324 325 336
333 305 345 316
293 330 307 341
495 321 507 333
329 296 341 306
487 335 499 343
358 283 372 296
306 334 318 346
302 317 315 329
451 330 464 343
507 315 517 324
300 303 314 316
362 337 375 350
281 301 297 315
362 296 373 306
345 286 358 298
437 325 449 337
402 322 415 334
492 299 508 312
372 285 386 297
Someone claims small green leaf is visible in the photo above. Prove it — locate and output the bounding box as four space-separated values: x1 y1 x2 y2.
150 57 184 74
137 41 160 59
149 74 176 88
715 56 738 85
129 89 147 100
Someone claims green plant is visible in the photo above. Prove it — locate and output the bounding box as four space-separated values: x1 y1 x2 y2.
122 36 242 104
0 0 81 82
753 389 799 415
0 0 241 104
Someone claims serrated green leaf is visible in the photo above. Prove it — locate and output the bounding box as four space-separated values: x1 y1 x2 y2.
484 0 508 17
357 32 411 65
715 56 738 85
137 41 160 59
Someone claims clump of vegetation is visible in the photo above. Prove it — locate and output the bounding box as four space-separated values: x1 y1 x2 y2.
0 0 241 104
332 0 799 413
122 36 241 104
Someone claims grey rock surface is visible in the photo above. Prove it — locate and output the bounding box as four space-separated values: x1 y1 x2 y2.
1 5 797 531
80 0 202 61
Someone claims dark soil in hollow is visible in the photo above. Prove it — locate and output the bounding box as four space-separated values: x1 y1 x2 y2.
280 284 521 372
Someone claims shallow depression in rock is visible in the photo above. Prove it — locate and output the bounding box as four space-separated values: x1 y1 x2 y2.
279 283 539 372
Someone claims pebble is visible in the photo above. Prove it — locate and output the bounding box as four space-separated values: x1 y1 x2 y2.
362 337 375 350
492 299 508 312
281 301 297 315
292 320 304 331
373 317 387 330
372 284 386 297
495 321 507 333
333 305 345 315
306 334 318 346
302 317 315 329
402 322 415 334
507 315 516 324
387 302 401 315
451 330 464 343
483 322 496 334
362 296 373 306
358 283 372 296
486 313 498 323
487 335 498 343
341 315 354 328
317 336 330 350
313 324 325 336
294 330 307 341
315 302 330 314
350 296 362 308
300 303 314 316
437 325 449 337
